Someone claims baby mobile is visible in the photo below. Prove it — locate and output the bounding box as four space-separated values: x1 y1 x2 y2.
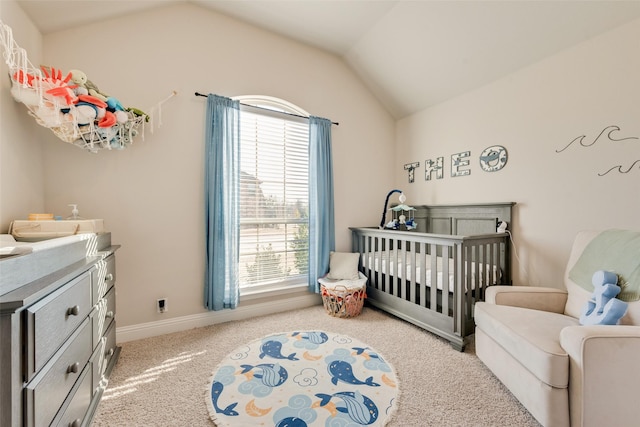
0 20 176 152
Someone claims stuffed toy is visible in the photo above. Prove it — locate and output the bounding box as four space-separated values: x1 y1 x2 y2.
579 270 628 325
68 69 109 100
68 69 89 96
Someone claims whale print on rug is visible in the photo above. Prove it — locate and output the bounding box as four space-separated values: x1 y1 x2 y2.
206 331 399 427
315 391 379 425
327 360 380 387
260 340 300 361
292 331 329 346
240 363 288 387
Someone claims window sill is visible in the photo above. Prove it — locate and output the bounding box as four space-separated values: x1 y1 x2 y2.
240 282 310 302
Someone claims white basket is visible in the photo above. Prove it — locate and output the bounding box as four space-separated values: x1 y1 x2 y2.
318 271 367 290
319 272 367 318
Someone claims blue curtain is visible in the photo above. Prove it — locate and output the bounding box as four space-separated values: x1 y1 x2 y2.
308 116 335 293
204 94 240 310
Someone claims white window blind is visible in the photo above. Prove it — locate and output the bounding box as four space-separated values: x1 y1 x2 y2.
238 104 309 290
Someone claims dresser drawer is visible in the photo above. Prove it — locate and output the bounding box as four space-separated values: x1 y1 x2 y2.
52 362 92 427
104 285 116 330
102 321 117 377
92 255 115 305
24 319 92 427
91 337 106 395
26 271 92 377
90 261 105 306
91 285 116 350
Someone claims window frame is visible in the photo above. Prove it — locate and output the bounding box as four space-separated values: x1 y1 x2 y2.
234 95 311 296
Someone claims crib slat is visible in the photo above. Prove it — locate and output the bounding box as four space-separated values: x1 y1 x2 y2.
454 243 463 330
443 244 451 316
495 240 503 284
496 242 501 284
409 240 416 304
487 242 493 291
384 237 391 293
376 236 383 290
378 238 383 291
427 243 435 310
420 242 426 307
364 235 372 287
494 241 500 284
389 238 396 296
483 243 488 292
486 242 491 289
394 240 399 298
397 240 409 299
467 244 475 319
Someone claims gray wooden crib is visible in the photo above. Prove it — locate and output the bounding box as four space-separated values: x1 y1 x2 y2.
350 202 514 351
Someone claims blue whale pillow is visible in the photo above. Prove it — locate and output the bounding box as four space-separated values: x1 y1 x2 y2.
579 270 628 326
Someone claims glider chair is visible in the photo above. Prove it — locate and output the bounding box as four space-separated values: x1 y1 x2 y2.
474 230 640 427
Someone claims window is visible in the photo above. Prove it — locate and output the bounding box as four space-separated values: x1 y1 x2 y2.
236 97 310 292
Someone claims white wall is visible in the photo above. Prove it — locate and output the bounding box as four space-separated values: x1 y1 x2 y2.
6 1 637 339
395 18 640 288
0 1 47 229
33 4 395 329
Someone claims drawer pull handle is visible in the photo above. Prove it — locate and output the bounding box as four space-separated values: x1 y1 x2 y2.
105 273 114 282
67 305 80 316
67 362 80 374
106 348 114 357
106 311 114 318
69 419 81 427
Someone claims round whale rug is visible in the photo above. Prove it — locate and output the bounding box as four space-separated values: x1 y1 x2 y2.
206 331 399 427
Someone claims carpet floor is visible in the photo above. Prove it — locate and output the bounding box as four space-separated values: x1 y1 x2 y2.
92 305 541 426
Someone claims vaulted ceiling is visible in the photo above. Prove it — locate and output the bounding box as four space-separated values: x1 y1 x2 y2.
15 0 640 119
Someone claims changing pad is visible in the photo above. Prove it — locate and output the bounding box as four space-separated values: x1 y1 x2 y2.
10 219 104 241
0 233 98 258
0 234 33 256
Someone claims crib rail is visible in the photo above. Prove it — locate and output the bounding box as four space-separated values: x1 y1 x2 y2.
350 227 511 350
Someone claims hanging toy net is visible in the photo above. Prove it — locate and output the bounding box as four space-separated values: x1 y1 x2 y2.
1 20 166 153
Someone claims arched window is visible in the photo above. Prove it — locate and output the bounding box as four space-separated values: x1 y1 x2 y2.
234 96 310 291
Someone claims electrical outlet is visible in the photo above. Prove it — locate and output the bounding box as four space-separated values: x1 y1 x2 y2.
157 298 167 313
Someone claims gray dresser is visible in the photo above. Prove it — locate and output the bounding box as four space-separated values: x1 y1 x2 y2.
0 233 120 426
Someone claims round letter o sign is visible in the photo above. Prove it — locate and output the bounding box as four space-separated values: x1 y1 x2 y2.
479 145 508 172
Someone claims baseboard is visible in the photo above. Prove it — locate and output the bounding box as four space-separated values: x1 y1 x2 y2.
117 293 322 343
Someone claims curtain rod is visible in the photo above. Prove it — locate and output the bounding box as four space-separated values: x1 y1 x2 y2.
194 92 338 126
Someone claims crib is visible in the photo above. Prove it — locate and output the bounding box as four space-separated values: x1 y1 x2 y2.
350 202 514 351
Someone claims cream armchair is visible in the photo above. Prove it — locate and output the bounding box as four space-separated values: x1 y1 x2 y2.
474 230 640 427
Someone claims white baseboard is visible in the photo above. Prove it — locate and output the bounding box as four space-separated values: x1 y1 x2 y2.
117 293 322 343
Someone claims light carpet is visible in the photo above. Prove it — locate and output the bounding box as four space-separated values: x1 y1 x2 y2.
92 305 541 426
206 331 398 426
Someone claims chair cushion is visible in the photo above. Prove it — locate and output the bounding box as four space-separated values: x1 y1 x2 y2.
475 302 580 388
568 230 640 302
564 231 640 326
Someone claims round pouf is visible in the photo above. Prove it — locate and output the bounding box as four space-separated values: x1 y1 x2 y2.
206 330 398 427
